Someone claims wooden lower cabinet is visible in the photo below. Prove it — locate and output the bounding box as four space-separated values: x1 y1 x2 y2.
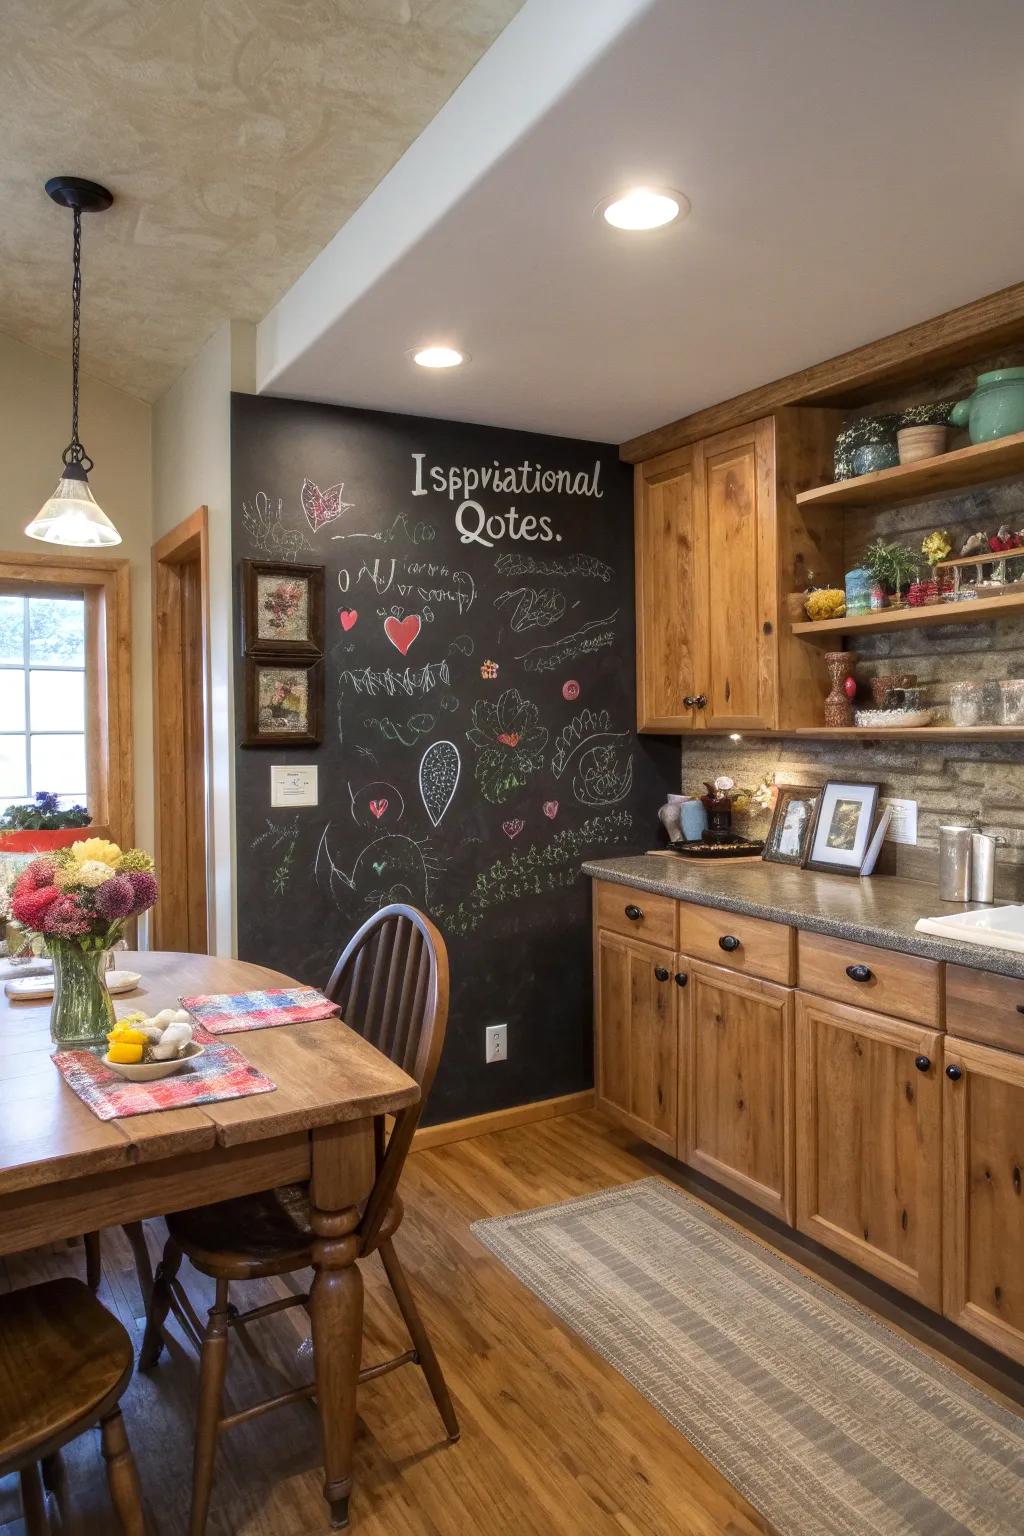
680 959 794 1222
795 994 943 1308
943 1036 1024 1365
595 930 678 1153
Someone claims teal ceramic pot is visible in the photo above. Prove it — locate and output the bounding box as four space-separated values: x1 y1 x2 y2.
950 369 1024 444
852 441 899 476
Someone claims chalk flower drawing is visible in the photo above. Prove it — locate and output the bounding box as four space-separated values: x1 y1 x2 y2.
574 743 633 805
493 586 566 632
419 741 461 828
550 708 628 779
516 611 618 672
467 688 548 804
480 659 499 679
241 491 312 562
300 478 354 532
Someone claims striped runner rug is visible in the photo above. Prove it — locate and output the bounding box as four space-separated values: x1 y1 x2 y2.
472 1178 1024 1536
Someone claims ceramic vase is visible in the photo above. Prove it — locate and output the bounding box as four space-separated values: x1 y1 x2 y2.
824 651 857 728
951 369 1024 444
49 940 115 1047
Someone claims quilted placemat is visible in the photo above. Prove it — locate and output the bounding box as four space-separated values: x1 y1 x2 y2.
179 986 339 1034
52 1026 276 1120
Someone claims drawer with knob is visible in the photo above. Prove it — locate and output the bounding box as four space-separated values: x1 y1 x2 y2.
797 930 942 1027
593 880 677 948
678 903 794 985
945 965 1024 1055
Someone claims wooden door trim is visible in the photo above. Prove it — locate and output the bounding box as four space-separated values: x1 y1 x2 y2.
152 507 211 951
795 993 943 1308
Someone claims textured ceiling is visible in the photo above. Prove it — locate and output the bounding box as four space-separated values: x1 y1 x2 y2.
0 0 522 400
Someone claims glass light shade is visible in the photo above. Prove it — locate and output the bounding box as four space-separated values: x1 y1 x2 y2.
600 187 688 230
25 469 121 547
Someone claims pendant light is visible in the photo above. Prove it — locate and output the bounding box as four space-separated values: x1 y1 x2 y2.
25 176 121 547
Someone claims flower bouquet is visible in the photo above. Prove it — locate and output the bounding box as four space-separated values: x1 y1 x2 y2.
9 838 158 1045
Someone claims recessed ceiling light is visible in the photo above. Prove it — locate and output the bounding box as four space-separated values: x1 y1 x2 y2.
411 345 466 369
598 187 689 231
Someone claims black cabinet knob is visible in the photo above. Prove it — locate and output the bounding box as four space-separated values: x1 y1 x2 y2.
624 904 643 921
945 1063 963 1081
846 964 873 983
674 971 688 988
694 694 707 709
683 695 697 708
719 935 741 953
654 966 670 982
914 1055 931 1073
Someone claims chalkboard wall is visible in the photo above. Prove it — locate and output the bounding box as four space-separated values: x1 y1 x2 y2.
231 393 674 1124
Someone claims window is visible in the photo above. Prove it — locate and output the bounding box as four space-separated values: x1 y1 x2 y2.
0 593 88 814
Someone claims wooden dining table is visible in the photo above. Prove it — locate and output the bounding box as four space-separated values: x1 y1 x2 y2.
0 950 419 1527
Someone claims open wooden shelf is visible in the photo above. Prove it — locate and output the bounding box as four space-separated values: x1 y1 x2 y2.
792 590 1024 637
796 429 1024 511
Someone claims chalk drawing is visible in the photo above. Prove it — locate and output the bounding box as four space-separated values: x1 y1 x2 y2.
338 608 358 631
494 551 613 583
384 614 422 655
337 660 449 697
315 824 443 915
562 680 580 701
354 744 378 764
419 740 461 828
301 478 354 532
253 816 300 896
362 712 436 747
493 586 567 632
434 812 635 935
573 743 633 806
448 634 474 658
480 660 499 679
467 687 548 804
542 800 559 819
516 611 618 672
348 781 405 828
241 492 312 562
332 511 436 545
502 819 525 840
550 707 628 780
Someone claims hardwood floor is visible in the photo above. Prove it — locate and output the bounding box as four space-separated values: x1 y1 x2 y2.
0 1109 1017 1536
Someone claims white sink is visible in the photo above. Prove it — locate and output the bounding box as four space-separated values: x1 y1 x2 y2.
916 905 1024 952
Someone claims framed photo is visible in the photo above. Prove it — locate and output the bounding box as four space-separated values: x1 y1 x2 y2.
762 784 820 866
242 559 324 657
805 781 881 875
242 657 323 747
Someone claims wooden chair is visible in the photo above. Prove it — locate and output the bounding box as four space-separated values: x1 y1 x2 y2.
140 904 457 1534
0 1278 147 1535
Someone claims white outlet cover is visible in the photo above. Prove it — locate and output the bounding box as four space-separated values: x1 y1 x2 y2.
881 797 917 846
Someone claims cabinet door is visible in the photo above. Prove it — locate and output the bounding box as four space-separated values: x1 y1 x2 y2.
595 930 678 1152
795 994 942 1308
634 443 708 731
701 419 777 730
681 959 793 1221
943 1037 1024 1365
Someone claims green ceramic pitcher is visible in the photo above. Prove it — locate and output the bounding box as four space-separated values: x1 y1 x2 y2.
950 368 1024 443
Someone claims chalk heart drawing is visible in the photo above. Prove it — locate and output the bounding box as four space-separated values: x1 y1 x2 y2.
339 608 358 632
419 740 461 829
503 818 525 840
301 477 354 532
348 781 404 829
369 798 389 820
384 614 422 656
562 679 580 701
543 800 559 820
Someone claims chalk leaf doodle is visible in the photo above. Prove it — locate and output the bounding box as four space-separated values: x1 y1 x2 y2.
332 511 436 545
384 613 422 656
493 586 567 632
241 492 312 562
467 687 548 804
338 608 358 631
542 800 559 819
494 551 613 583
362 711 436 747
503 819 525 840
301 478 354 532
516 611 618 672
551 708 628 779
253 816 300 897
338 660 449 697
418 740 461 828
574 743 633 806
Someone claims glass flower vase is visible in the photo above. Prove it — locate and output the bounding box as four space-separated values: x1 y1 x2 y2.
49 940 116 1047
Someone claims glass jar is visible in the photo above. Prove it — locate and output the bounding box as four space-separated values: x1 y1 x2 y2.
844 567 873 616
949 681 984 727
1000 679 1024 726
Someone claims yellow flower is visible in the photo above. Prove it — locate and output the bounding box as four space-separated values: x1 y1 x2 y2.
69 837 122 868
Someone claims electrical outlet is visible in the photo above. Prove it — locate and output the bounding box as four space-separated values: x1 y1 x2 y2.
485 1023 507 1063
881 797 918 845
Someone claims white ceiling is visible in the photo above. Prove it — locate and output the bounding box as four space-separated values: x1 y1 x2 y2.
259 0 1024 445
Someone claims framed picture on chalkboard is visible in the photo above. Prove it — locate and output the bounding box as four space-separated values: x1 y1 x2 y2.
242 559 324 658
242 657 323 747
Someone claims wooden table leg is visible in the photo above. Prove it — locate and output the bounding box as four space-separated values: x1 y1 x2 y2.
308 1120 374 1530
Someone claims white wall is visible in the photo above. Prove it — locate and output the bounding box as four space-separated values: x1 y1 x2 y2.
0 331 153 850
151 320 254 956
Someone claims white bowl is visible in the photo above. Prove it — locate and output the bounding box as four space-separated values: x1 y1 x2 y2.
102 1041 204 1082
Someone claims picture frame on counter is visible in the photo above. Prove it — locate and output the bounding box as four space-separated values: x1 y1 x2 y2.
242 558 325 659
242 656 323 748
762 784 820 866
804 780 880 875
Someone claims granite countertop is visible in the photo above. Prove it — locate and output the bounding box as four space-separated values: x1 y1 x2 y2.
583 854 1024 982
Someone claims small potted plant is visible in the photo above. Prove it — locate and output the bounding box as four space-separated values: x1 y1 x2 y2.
0 793 91 853
863 537 920 609
897 401 953 464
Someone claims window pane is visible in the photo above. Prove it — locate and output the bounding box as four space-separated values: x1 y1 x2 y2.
28 597 85 667
29 670 84 732
0 671 25 731
0 737 27 798
30 733 85 796
0 596 24 666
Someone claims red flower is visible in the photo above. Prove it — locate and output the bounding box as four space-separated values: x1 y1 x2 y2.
13 858 57 898
40 894 92 939
11 883 61 929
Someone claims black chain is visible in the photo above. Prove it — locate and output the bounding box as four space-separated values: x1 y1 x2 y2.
62 206 92 472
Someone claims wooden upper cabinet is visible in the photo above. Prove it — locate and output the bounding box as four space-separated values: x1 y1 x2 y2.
943 1036 1024 1365
634 442 708 730
795 994 943 1308
595 929 679 1154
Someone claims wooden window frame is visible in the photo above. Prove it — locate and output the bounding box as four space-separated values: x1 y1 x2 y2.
0 551 133 846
